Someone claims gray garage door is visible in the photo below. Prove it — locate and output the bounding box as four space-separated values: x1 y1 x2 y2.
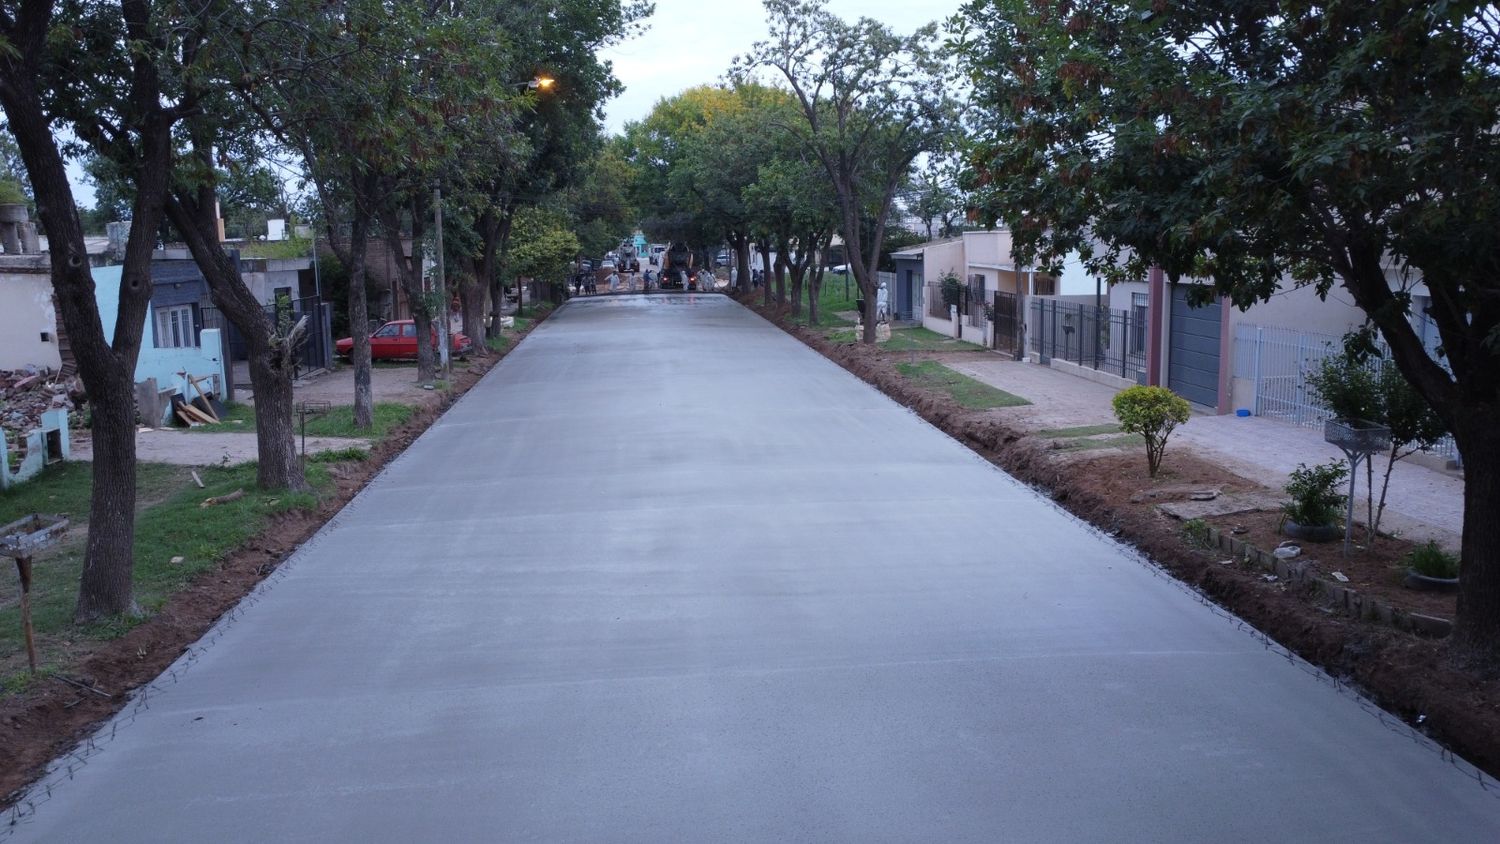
1168 285 1222 408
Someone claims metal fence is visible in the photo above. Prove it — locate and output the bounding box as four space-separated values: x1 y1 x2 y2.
925 282 951 319
965 280 986 328
1030 298 1147 379
1233 322 1456 458
992 291 1020 358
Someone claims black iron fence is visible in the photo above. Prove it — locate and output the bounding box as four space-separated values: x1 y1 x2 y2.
992 291 1020 358
1030 298 1146 380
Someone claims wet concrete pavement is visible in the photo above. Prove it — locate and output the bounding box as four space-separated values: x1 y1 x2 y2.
10 295 1499 841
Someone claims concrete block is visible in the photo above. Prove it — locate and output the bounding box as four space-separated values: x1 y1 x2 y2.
1409 613 1453 638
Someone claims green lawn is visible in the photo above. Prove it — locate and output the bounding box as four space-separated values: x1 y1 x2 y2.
1054 433 1146 452
882 327 986 352
790 275 861 327
0 460 331 688
896 361 1031 409
1035 423 1125 439
185 402 414 439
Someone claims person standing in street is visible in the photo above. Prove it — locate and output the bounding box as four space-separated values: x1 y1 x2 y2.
608 270 620 293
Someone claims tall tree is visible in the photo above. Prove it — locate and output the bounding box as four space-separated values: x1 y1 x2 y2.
952 0 1500 666
0 0 181 619
738 0 955 341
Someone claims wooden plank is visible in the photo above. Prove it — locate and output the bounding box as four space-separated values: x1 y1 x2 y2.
181 404 216 425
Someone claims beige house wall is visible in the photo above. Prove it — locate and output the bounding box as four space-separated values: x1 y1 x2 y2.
0 272 62 371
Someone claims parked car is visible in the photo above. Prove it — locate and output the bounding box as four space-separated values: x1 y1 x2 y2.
715 250 730 267
336 320 472 361
600 257 617 271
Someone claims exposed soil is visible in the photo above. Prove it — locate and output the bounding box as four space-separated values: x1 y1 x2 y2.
0 313 552 808
741 294 1500 779
1207 509 1457 620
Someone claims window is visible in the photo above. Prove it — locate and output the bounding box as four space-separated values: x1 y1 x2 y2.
155 304 196 348
373 324 399 338
1130 292 1148 353
401 323 417 337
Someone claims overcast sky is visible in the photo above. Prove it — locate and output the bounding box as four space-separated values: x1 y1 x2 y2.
598 0 963 135
67 1 961 208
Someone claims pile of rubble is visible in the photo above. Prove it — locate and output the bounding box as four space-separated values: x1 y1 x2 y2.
1 367 84 443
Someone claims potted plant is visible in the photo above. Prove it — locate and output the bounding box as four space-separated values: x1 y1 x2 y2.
1404 541 1460 592
1281 460 1347 542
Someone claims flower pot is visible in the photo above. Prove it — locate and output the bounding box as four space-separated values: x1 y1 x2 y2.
1405 570 1459 593
1282 520 1341 543
0 203 27 224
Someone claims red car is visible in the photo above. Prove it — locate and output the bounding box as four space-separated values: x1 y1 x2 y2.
336 320 472 361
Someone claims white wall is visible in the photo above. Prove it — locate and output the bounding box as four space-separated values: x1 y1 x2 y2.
0 272 62 371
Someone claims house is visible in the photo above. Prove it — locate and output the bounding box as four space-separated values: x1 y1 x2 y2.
1 208 115 373
91 262 228 425
1028 255 1441 423
895 230 1059 351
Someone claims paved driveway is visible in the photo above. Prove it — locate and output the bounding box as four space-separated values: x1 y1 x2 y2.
10 295 1498 841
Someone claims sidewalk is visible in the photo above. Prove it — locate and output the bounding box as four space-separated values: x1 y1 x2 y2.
943 356 1464 547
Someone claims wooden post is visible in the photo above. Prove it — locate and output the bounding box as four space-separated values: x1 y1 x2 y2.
16 556 36 675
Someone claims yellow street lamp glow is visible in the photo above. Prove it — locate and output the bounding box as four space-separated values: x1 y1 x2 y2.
528 76 555 91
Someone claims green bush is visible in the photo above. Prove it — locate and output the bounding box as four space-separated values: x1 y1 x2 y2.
0 178 28 205
939 272 964 310
1406 541 1459 579
1282 461 1348 527
1111 385 1191 477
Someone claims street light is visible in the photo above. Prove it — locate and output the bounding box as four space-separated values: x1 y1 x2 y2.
525 76 555 91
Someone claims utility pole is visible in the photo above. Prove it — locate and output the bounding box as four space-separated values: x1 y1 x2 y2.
433 185 450 382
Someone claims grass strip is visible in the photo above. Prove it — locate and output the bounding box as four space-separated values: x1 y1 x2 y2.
896 361 1031 409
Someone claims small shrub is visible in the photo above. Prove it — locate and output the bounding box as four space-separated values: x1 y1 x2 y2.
939 271 964 310
1111 385 1191 477
1406 541 1459 579
1282 461 1348 527
1181 518 1212 548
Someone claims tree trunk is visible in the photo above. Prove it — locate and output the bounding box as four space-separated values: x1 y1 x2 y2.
460 274 487 356
760 240 773 307
342 212 374 430
166 191 308 492
379 199 434 383
733 235 752 294
1452 423 1500 670
74 391 141 619
808 265 824 325
1371 445 1409 540
774 250 788 305
490 211 516 327
1 36 174 620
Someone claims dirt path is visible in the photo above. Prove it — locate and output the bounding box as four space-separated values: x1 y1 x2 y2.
69 430 369 466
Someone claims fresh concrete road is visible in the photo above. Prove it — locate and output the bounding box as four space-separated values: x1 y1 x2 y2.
10 295 1499 841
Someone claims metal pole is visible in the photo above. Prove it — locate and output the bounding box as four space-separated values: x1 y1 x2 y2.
1252 326 1263 416
433 186 450 382
1343 451 1360 557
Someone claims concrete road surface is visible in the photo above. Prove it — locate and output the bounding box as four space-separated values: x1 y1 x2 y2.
9 295 1498 841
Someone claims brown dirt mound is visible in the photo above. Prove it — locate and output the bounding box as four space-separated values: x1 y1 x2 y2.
0 313 553 809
